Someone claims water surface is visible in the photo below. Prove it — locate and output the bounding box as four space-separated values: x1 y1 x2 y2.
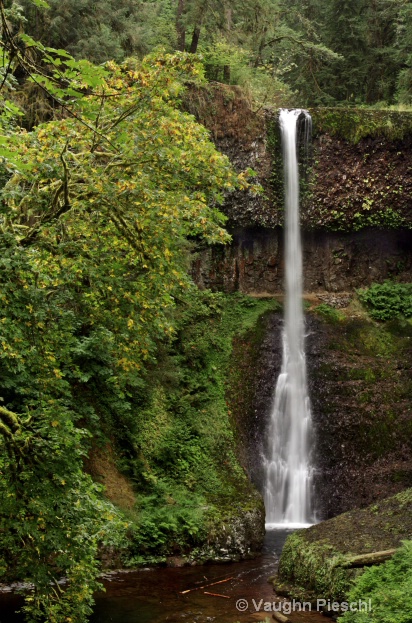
0 530 325 623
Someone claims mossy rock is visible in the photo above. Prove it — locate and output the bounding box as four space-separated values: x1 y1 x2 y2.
275 489 412 602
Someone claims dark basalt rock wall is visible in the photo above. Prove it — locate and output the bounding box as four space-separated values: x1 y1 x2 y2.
235 310 412 521
187 88 412 522
192 227 412 294
185 89 412 231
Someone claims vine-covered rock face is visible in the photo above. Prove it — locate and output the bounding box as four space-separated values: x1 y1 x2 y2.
186 93 412 233
305 128 412 232
276 108 412 233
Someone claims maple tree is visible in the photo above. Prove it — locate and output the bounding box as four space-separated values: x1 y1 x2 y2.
0 26 249 620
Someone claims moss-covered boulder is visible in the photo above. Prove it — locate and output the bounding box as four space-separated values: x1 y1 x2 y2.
273 489 412 603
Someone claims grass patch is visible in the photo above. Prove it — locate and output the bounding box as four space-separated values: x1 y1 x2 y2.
314 303 345 323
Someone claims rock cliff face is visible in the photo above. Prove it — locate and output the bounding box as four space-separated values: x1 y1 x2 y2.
192 227 412 294
231 308 412 521
185 89 412 521
185 91 412 294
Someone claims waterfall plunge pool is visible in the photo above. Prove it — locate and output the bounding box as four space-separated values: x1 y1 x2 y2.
0 529 326 623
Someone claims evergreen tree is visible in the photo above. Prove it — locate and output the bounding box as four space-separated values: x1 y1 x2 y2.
395 1 412 103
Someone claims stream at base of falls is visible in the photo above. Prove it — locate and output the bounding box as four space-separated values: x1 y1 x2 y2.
0 530 325 623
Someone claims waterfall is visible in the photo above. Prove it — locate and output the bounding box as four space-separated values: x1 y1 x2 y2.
263 109 314 528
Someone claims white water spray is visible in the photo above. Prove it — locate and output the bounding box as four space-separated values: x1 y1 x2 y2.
263 109 314 528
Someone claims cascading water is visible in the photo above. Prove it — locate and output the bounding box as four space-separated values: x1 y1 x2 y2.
263 109 314 528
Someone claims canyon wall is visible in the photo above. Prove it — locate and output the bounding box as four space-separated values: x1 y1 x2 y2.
185 86 412 295
231 308 412 521
192 227 412 294
185 87 412 521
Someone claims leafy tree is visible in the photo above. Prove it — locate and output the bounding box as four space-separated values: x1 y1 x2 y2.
0 17 249 617
301 0 404 105
9 0 412 106
19 0 152 63
362 0 400 103
314 0 370 103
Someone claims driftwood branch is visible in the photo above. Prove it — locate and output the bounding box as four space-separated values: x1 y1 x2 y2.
180 576 234 595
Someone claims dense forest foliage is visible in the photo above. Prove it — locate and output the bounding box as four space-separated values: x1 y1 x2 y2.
0 1 412 622
8 0 412 108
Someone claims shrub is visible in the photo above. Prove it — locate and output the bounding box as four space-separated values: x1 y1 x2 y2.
357 282 412 321
338 541 412 623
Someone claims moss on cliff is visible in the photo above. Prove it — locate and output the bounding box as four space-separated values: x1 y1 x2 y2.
304 138 412 231
308 305 412 518
274 489 412 603
264 107 412 233
266 115 283 225
310 108 412 143
106 292 278 566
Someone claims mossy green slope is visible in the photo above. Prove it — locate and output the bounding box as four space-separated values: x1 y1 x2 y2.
108 292 280 566
275 489 412 602
310 108 412 143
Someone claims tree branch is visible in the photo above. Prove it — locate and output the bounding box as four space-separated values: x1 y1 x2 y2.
0 405 21 434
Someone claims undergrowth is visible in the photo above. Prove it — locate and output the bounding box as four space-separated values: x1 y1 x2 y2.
314 303 345 323
119 291 279 563
277 490 412 604
357 282 412 321
338 540 412 623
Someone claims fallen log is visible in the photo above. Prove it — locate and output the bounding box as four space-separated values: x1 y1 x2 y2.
336 549 396 569
273 611 292 623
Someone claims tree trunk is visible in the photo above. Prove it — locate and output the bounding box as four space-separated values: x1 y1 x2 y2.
176 0 186 51
225 5 232 32
222 5 232 82
189 24 201 53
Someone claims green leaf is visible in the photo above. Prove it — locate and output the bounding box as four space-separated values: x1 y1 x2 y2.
30 0 50 7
